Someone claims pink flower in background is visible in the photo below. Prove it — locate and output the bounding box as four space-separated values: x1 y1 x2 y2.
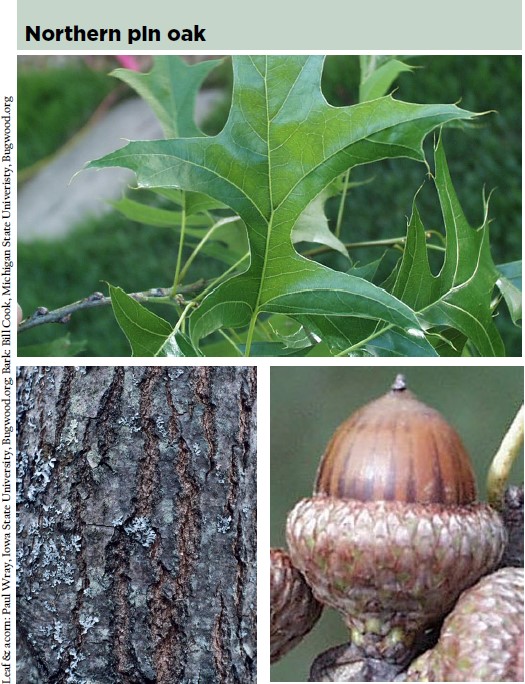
115 56 141 71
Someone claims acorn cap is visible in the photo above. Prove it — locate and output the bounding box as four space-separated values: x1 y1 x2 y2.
406 567 524 681
286 497 506 662
315 375 476 505
270 548 322 663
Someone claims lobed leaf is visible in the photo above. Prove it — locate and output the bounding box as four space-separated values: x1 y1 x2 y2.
89 56 478 355
392 136 505 356
112 56 222 138
359 57 415 102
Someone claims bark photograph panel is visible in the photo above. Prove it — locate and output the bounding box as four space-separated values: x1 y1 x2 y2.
16 366 257 684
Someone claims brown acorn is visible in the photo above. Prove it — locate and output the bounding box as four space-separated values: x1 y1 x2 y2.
270 548 322 663
286 376 506 664
405 566 524 681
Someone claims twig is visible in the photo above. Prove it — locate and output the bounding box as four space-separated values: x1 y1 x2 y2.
18 281 206 333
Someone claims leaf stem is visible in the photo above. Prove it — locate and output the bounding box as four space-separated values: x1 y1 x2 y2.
302 234 444 258
334 323 395 356
244 311 258 357
334 169 351 239
172 201 187 295
178 216 241 284
487 404 524 510
194 253 250 302
157 300 197 355
171 300 195 337
218 329 242 355
304 237 406 257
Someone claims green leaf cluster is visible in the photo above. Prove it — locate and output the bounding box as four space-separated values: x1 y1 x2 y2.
83 55 519 357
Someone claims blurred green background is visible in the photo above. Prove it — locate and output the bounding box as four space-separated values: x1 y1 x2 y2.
270 366 524 681
18 55 521 355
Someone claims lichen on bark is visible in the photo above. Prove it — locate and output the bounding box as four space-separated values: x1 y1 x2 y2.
17 366 257 684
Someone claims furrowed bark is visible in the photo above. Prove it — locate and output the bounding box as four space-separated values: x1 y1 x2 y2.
16 366 257 683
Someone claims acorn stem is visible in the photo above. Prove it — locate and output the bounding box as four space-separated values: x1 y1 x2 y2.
487 404 524 511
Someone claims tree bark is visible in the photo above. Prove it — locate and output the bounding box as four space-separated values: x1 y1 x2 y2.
16 366 257 684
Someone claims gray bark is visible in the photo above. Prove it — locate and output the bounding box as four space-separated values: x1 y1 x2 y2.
16 366 257 684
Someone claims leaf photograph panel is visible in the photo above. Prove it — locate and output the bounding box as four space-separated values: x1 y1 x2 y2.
89 56 483 356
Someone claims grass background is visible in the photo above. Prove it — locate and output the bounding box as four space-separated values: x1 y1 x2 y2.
18 55 521 355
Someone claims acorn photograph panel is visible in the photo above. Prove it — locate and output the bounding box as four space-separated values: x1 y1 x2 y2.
270 366 524 683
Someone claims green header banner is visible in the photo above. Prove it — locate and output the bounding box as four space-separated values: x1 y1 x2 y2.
18 0 522 50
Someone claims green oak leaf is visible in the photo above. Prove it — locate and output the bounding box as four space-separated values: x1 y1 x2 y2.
112 56 222 138
111 196 210 229
392 136 505 356
292 186 349 259
157 330 198 357
109 284 173 356
496 261 522 326
298 315 437 356
359 56 415 102
88 56 477 356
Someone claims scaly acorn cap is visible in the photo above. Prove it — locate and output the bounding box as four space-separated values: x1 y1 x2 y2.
405 566 524 681
270 548 322 663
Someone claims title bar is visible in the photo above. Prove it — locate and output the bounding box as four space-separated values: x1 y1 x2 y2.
18 0 522 51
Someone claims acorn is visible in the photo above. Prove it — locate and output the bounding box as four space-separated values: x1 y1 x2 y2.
270 548 323 663
405 566 524 681
286 375 506 665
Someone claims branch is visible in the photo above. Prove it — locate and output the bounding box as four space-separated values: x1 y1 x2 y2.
18 280 207 333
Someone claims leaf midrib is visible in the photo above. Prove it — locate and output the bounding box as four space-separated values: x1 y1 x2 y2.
245 56 277 352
